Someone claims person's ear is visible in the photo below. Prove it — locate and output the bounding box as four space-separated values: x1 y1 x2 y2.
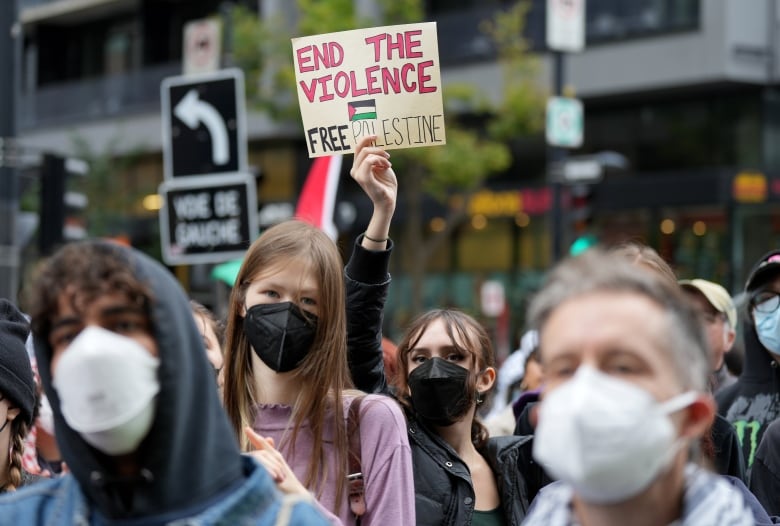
5 405 20 422
477 366 496 394
724 327 736 352
680 394 716 439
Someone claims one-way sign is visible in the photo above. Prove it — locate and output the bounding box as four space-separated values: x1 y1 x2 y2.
158 174 258 265
161 68 247 179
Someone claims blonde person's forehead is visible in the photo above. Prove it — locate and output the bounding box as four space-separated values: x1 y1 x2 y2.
249 254 313 279
247 256 319 289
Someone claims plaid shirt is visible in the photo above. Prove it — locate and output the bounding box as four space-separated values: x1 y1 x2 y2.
522 465 754 526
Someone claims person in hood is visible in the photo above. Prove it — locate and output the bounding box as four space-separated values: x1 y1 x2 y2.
0 240 328 525
523 249 754 526
717 249 780 481
0 299 38 493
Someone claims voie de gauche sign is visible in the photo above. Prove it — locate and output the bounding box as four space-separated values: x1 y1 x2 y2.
158 174 258 265
292 22 446 158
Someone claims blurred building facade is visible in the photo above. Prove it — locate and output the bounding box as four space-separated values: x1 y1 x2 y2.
13 0 780 335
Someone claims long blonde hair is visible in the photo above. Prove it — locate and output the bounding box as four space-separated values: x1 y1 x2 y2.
223 220 353 502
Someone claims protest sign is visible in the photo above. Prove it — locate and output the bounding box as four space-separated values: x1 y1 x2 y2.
292 22 446 158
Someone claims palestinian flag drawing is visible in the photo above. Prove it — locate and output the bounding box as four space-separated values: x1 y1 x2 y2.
348 99 377 121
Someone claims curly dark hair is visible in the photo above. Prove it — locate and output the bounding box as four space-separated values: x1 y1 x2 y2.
25 241 153 345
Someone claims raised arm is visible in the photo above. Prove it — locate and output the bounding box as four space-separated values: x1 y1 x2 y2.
345 135 397 394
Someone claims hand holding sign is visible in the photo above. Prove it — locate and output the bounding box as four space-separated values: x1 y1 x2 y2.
351 135 398 250
292 23 446 157
350 135 397 216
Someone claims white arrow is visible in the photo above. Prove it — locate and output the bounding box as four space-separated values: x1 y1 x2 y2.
174 89 229 165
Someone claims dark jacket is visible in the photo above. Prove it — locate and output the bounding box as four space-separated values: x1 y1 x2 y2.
716 322 780 480
345 234 392 394
750 418 780 518
408 413 532 525
711 414 746 483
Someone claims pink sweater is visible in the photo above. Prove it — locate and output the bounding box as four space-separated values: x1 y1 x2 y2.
252 393 415 526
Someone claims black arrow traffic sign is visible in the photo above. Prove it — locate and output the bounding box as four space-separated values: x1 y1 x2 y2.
161 68 247 179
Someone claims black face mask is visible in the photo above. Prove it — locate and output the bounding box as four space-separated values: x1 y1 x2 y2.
408 357 473 426
244 302 318 373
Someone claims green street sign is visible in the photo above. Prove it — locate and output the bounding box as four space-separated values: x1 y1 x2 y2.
546 96 584 148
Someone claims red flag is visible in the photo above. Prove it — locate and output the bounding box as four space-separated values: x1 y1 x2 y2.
294 155 343 240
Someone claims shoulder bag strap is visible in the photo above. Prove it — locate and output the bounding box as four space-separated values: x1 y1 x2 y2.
347 395 366 522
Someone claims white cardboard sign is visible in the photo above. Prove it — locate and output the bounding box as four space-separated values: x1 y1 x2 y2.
292 22 446 158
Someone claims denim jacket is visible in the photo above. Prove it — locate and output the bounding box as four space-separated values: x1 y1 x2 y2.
0 454 328 525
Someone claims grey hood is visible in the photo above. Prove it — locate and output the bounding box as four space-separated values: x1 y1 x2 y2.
33 241 244 519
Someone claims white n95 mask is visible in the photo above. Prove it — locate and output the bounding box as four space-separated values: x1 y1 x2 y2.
53 326 160 456
37 394 55 436
533 365 697 504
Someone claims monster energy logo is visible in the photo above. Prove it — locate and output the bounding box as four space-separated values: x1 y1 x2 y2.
733 420 761 467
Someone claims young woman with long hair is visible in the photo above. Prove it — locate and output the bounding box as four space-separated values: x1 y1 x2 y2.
390 309 534 525
221 137 415 525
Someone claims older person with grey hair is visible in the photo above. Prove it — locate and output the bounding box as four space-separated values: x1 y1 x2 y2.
522 249 755 526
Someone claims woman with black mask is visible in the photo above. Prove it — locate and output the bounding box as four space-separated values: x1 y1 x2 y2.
391 309 534 526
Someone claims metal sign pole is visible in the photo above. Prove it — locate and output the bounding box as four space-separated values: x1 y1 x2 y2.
0 0 19 300
549 51 567 262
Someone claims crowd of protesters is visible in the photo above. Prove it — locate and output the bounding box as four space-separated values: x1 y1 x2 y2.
1 138 780 525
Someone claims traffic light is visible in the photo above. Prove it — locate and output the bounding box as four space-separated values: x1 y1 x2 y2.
569 233 598 256
568 183 594 230
39 154 88 255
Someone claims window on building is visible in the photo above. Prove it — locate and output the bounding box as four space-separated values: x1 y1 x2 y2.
583 90 762 173
586 0 700 43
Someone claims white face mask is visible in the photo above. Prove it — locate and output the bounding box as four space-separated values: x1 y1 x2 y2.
533 365 697 504
37 394 55 436
53 326 160 456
